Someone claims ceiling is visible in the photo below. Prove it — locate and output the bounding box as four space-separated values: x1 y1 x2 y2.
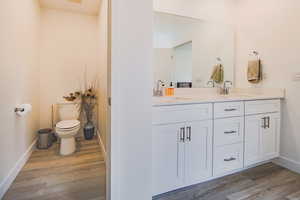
39 0 101 16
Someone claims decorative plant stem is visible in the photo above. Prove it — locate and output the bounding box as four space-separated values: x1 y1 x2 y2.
63 77 98 140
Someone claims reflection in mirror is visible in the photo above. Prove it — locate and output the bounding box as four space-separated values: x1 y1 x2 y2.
153 12 235 88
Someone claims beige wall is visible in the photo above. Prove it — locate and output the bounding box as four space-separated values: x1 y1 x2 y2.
97 0 108 150
0 2 104 197
0 0 40 193
39 8 100 128
235 0 300 163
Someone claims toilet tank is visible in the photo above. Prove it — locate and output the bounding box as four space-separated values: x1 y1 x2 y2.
57 102 80 121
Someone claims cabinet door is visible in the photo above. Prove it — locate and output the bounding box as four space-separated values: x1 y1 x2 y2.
185 120 213 185
261 113 280 160
245 113 280 166
152 123 185 195
245 114 264 166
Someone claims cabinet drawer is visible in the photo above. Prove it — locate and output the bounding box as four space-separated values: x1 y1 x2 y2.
152 104 212 125
214 117 244 146
214 102 244 119
213 143 244 176
245 100 280 115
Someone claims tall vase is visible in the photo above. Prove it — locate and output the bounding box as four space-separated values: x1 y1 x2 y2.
83 121 95 140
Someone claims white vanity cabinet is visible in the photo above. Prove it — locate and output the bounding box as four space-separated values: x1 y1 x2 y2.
244 100 281 166
152 104 213 195
152 98 281 196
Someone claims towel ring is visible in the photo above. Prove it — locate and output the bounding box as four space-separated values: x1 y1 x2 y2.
216 57 222 64
250 51 260 59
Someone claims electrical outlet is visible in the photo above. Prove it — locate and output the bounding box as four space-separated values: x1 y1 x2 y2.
293 73 300 82
195 78 202 83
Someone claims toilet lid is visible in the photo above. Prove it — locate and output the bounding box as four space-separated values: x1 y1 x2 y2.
56 120 80 129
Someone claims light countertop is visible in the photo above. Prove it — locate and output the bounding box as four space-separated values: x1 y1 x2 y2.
152 88 285 106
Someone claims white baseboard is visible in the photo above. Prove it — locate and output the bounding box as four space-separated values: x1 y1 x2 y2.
273 156 300 174
0 138 37 199
97 130 107 162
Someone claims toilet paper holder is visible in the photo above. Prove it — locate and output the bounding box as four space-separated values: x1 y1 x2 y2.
14 104 32 116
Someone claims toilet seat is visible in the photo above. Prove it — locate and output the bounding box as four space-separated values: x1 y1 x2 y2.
56 120 80 129
56 125 80 132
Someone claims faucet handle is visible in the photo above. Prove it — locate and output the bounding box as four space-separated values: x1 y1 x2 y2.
207 80 215 88
153 80 165 97
224 80 233 87
221 80 233 95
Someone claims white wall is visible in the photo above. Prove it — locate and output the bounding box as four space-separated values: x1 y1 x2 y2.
235 0 300 165
154 48 174 82
39 8 100 128
192 22 235 87
97 0 108 151
110 0 152 199
0 0 40 196
154 0 236 25
174 42 193 82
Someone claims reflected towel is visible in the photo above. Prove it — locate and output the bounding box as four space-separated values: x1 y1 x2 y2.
210 64 224 84
247 60 261 83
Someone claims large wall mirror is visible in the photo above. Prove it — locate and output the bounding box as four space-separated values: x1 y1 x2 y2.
153 12 235 88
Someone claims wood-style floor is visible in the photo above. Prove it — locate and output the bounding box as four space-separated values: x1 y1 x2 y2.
3 137 105 200
4 140 300 200
154 163 300 200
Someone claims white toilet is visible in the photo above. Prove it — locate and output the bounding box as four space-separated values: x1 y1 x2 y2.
55 102 81 156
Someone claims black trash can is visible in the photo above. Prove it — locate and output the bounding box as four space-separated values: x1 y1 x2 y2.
37 129 53 149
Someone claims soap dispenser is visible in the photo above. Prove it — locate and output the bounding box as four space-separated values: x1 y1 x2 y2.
165 82 175 96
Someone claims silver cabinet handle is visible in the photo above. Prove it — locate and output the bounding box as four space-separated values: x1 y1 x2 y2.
180 127 185 143
186 126 192 142
262 117 267 129
266 116 270 128
224 131 237 134
224 108 237 112
224 157 236 162
262 117 271 129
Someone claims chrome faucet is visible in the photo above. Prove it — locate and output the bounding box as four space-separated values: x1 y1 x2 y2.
153 80 164 97
207 80 215 88
220 80 233 95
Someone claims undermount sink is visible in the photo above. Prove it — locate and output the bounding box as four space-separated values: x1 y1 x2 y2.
222 93 254 98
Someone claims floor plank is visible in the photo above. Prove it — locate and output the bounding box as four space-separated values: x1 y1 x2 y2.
3 137 106 200
153 163 300 200
287 191 300 200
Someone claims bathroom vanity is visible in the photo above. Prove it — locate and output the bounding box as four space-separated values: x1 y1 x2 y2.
152 90 284 196
152 9 285 197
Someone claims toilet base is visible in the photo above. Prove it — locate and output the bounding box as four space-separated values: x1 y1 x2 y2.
60 137 76 156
